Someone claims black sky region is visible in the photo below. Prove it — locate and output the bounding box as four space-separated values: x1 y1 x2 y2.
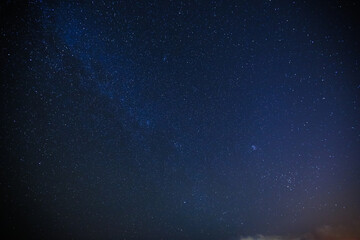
1 0 360 239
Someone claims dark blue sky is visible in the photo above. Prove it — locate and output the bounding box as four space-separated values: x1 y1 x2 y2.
1 1 360 239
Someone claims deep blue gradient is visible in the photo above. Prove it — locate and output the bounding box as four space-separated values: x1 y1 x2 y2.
1 1 360 239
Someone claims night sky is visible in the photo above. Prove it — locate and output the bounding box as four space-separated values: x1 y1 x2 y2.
1 1 360 239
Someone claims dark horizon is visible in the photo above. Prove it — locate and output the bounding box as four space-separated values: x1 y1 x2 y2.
1 0 360 239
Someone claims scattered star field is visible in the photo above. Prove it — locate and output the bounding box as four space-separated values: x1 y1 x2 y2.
1 0 360 239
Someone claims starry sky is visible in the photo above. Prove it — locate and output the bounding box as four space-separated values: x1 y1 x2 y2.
1 0 360 239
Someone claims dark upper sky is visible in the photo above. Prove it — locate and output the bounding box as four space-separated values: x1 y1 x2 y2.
1 0 360 239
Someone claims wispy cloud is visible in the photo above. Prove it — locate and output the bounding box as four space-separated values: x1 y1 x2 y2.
239 222 360 240
239 235 297 240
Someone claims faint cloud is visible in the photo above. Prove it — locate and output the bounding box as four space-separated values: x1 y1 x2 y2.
310 223 360 240
239 222 360 240
240 235 292 240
